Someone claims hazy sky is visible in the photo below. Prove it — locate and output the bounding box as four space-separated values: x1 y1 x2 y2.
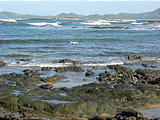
0 0 160 15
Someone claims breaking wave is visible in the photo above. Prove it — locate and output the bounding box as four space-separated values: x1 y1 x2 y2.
0 19 17 22
81 20 111 25
28 22 61 27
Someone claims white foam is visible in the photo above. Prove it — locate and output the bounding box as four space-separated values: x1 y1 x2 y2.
0 18 17 22
154 25 160 27
122 19 136 22
28 22 61 27
81 20 111 25
8 62 72 68
82 61 124 67
131 22 144 25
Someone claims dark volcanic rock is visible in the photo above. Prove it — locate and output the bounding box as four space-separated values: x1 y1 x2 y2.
59 59 78 65
55 65 84 73
108 65 133 73
98 66 138 84
98 71 113 82
128 55 142 60
41 67 52 71
115 109 143 120
23 69 40 77
41 74 67 83
19 106 34 117
142 63 149 68
39 84 53 89
135 69 160 83
85 69 95 76
149 77 160 85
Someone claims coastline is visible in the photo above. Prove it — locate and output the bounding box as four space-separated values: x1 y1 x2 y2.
0 59 160 119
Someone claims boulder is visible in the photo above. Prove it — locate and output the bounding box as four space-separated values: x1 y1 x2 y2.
39 84 53 89
23 69 40 76
59 59 78 64
128 55 142 60
85 69 95 76
55 66 84 73
41 67 52 71
149 77 160 85
115 109 143 120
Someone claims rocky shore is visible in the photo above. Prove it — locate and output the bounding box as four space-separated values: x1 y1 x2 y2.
0 58 160 119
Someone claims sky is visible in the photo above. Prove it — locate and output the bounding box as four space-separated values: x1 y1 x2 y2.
0 0 160 15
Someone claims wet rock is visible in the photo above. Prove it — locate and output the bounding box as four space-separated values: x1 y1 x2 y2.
89 115 103 120
85 69 95 76
55 67 68 73
151 65 156 68
149 77 160 85
98 71 113 82
41 74 67 83
142 63 156 68
39 84 53 89
41 67 52 71
9 113 23 120
19 58 30 61
23 69 40 76
59 59 78 64
55 66 84 73
128 55 142 60
135 69 160 82
0 107 6 115
83 79 89 81
108 65 133 74
19 106 34 117
0 61 7 67
0 72 42 89
115 109 143 120
142 63 149 67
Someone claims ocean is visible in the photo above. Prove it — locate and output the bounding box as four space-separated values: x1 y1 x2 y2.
0 18 160 118
0 19 160 73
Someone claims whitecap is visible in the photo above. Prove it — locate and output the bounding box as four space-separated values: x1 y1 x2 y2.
131 22 144 25
28 22 61 27
154 25 160 27
81 20 111 25
0 18 17 22
122 19 136 22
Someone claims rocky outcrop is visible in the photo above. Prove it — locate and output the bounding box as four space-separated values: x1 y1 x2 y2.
128 55 142 60
85 69 95 76
55 66 84 73
115 109 144 120
39 84 53 89
41 74 67 83
23 69 40 77
41 67 52 71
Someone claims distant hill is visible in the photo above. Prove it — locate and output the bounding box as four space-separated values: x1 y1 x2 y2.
0 8 160 19
0 11 55 19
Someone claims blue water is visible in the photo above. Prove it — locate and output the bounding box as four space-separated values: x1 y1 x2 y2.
0 19 160 74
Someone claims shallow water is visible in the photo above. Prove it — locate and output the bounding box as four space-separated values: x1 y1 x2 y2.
139 107 160 119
